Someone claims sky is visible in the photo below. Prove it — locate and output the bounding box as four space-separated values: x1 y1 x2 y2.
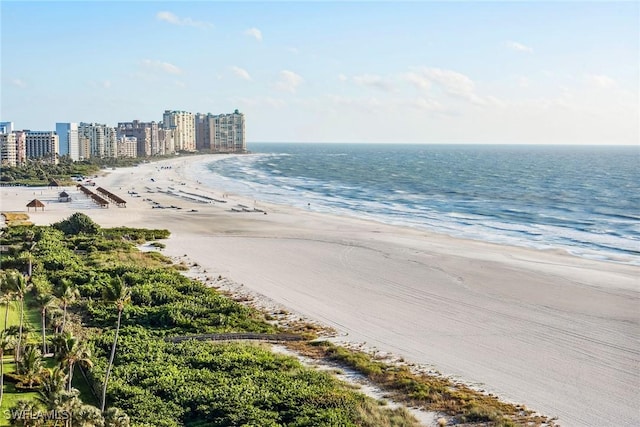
1 1 638 145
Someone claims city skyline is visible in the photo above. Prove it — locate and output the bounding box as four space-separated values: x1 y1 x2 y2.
1 1 638 145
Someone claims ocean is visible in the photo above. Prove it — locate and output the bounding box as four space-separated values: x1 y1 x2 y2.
188 143 640 265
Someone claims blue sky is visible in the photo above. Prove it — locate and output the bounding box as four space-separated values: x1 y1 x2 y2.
1 1 638 144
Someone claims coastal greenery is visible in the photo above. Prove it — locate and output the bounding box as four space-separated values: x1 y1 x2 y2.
0 214 419 426
0 152 202 187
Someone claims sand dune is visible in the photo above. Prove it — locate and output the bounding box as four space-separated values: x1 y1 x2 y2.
2 154 638 426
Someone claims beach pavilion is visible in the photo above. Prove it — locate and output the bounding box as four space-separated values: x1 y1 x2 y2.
26 199 45 211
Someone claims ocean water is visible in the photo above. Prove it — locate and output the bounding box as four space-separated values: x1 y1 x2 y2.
189 143 640 265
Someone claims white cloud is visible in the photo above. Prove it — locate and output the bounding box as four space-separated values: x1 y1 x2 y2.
244 27 262 42
274 70 303 93
231 66 252 81
11 78 27 88
142 59 182 75
403 72 432 91
352 74 393 91
505 41 533 53
418 67 476 97
156 11 212 29
338 74 348 82
585 74 617 89
287 47 300 54
403 67 502 107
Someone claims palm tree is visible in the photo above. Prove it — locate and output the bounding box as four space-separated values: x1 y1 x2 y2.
11 272 32 361
37 294 58 355
0 330 12 407
1 291 15 331
100 277 131 412
16 345 43 388
56 280 79 333
52 332 93 392
36 367 67 410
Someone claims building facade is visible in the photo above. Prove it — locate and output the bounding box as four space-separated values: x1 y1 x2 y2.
162 110 196 152
212 110 246 153
25 131 59 163
117 120 160 157
117 136 137 158
79 123 117 159
0 133 17 166
0 122 14 134
55 122 80 161
195 113 215 151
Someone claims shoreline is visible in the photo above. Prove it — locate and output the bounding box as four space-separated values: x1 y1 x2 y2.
1 154 639 426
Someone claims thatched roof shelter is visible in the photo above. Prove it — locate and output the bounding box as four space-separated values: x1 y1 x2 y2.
26 199 45 211
49 178 61 187
58 191 71 202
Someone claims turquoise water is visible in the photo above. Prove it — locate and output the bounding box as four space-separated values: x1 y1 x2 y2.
193 143 640 264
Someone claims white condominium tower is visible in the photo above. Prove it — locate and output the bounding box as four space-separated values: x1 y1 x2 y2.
0 133 17 166
56 122 80 161
162 110 196 152
212 109 246 153
78 123 117 159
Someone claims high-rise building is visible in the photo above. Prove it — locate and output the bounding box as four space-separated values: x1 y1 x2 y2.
162 110 196 152
117 136 137 158
195 113 215 151
56 123 80 161
0 133 17 166
212 110 246 153
0 122 14 134
158 128 175 155
116 120 160 157
25 131 59 164
79 123 117 158
14 131 27 165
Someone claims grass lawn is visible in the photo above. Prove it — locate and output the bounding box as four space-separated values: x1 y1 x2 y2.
0 297 47 426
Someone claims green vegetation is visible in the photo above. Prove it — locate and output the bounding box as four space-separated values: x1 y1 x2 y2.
0 214 419 426
289 341 555 426
0 153 202 187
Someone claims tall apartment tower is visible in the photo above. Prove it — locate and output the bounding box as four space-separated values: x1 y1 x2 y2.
0 133 17 166
78 123 117 159
195 113 215 151
14 131 27 165
162 110 196 152
55 123 80 161
116 120 160 157
25 131 59 164
0 122 14 134
212 110 246 153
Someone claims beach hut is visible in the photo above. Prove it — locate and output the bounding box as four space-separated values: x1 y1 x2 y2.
58 191 71 202
26 199 45 211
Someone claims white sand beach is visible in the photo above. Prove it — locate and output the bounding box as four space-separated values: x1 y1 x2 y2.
1 155 638 426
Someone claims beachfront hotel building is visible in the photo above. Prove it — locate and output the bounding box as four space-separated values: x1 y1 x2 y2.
195 113 215 151
116 120 161 157
162 110 196 152
78 122 117 159
195 110 246 153
116 136 137 158
55 122 80 161
25 131 59 164
0 132 18 166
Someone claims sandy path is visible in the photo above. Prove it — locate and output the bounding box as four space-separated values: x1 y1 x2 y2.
1 155 638 426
